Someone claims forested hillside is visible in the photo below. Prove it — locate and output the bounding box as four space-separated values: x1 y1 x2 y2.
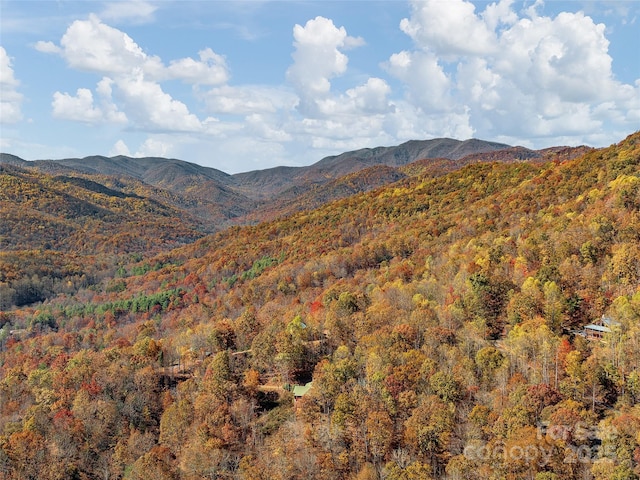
0 132 639 479
0 164 206 308
0 141 573 311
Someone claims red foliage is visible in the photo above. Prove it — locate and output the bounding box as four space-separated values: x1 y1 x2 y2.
81 379 103 396
310 300 323 314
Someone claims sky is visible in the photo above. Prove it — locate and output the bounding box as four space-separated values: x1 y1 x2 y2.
0 1 639 174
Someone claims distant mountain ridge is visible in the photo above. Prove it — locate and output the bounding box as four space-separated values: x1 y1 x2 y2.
1 137 590 228
231 137 514 198
314 137 511 169
1 137 512 196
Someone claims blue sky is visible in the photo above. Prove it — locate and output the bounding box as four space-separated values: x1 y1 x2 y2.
1 1 638 174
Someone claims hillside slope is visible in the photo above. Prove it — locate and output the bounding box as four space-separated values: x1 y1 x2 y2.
0 164 206 307
4 155 257 224
242 165 408 223
0 138 547 310
0 132 638 479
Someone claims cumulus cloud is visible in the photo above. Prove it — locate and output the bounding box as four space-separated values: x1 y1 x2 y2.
344 78 393 114
116 73 201 131
109 137 173 158
278 16 406 153
380 99 474 142
135 137 173 157
0 47 23 124
388 0 640 145
53 88 104 122
54 14 159 76
36 15 229 133
110 140 132 156
52 79 127 124
34 41 61 54
167 48 229 85
313 78 394 117
482 0 518 31
400 0 497 57
386 50 453 112
245 113 292 142
96 78 129 123
50 15 229 84
281 13 397 153
286 16 366 116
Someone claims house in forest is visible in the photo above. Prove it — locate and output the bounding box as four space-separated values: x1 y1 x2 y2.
292 382 313 404
583 315 620 340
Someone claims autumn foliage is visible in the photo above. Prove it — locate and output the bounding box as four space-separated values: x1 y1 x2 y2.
0 132 639 479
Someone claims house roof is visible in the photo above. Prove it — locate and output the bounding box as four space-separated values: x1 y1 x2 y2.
292 382 313 397
601 316 620 327
585 324 610 333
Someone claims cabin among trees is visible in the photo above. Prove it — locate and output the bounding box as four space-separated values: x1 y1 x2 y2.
292 382 313 404
583 315 621 340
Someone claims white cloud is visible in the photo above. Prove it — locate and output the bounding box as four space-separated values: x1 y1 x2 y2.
56 14 158 76
99 0 158 24
0 135 12 150
52 88 104 122
135 137 173 157
482 0 518 31
385 50 453 112
190 136 291 173
110 140 132 156
279 12 479 161
497 12 614 102
36 15 221 133
201 84 297 115
50 15 228 84
34 41 61 54
299 116 388 149
313 78 393 117
382 99 475 142
245 113 292 142
167 48 229 86
115 73 201 132
282 14 396 150
286 16 364 116
0 47 23 124
96 77 129 123
109 137 174 158
275 16 408 155
388 0 640 145
344 78 392 114
400 0 497 58
52 80 127 124
202 117 244 138
16 2 638 171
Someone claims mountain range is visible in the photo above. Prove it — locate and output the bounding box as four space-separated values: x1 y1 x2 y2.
0 137 591 231
0 136 591 309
